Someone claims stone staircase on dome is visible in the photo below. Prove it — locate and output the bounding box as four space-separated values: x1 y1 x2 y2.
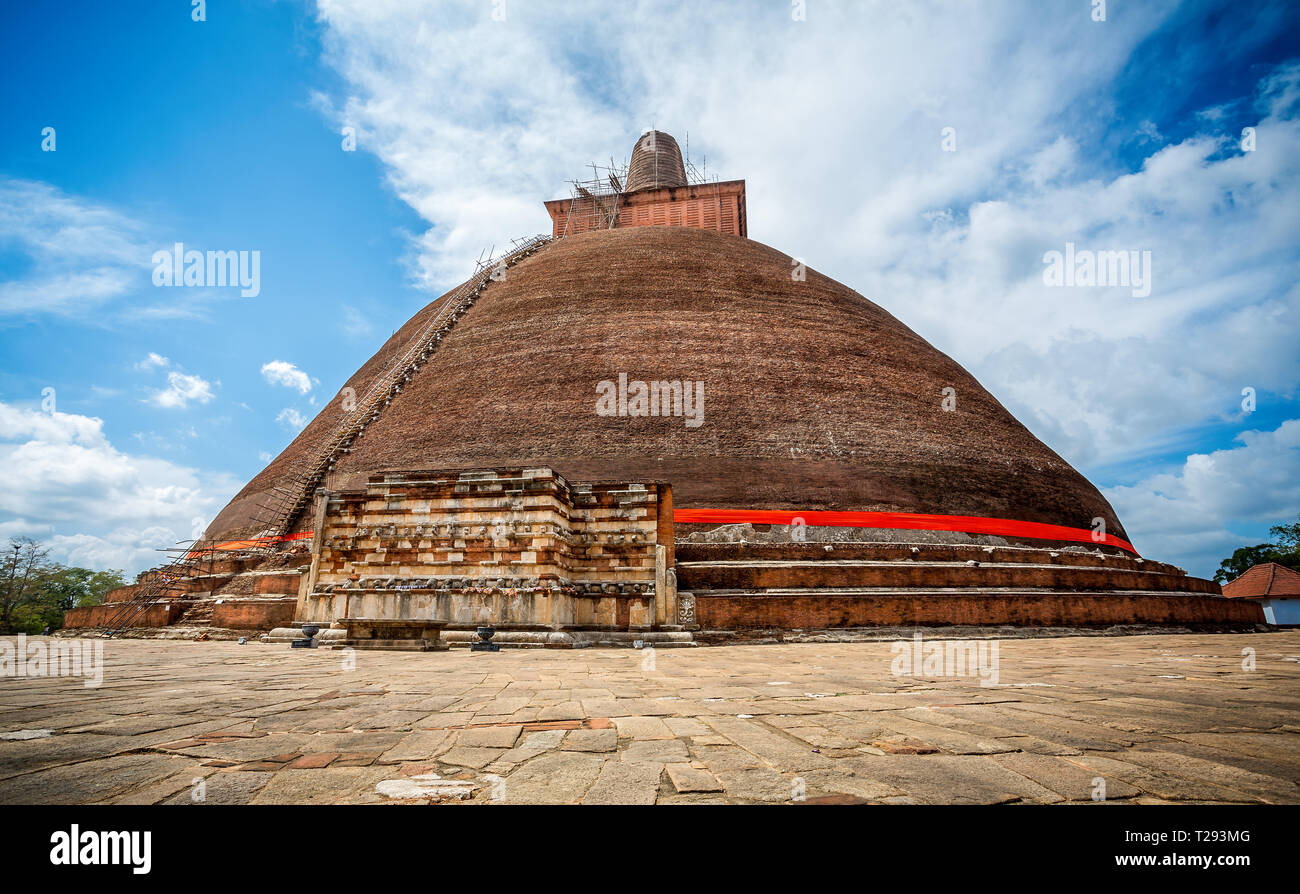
675 540 1264 639
80 541 230 636
257 234 553 545
176 598 217 627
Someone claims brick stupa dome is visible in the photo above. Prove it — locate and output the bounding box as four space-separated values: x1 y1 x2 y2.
209 225 1127 546
70 132 1254 641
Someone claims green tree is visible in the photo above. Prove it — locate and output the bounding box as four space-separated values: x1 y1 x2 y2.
1269 517 1300 552
1213 515 1300 584
0 539 127 633
0 538 52 633
38 566 126 609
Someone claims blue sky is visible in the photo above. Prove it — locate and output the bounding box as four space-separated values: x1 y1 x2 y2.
1 0 1297 577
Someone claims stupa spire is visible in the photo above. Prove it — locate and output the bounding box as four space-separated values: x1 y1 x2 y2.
624 130 688 192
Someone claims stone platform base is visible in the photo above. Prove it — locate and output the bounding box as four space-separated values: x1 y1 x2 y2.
696 622 1270 645
336 638 447 652
441 629 696 649
329 618 449 652
264 626 347 645
691 589 1264 629
61 548 304 634
675 541 1263 630
55 625 255 641
263 624 693 650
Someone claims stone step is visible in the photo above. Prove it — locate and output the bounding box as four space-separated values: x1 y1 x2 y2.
675 559 1217 594
684 587 1262 629
177 604 215 625
689 586 1227 598
674 540 1175 575
441 629 696 649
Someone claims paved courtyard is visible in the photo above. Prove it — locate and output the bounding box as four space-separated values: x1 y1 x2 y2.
1 631 1298 805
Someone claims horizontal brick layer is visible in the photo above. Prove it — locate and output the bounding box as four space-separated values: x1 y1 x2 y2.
694 591 1264 628
676 541 1177 573
677 560 1218 594
210 599 297 630
62 603 181 629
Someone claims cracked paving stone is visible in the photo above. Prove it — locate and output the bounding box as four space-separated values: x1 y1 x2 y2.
0 752 199 805
621 739 690 764
438 746 506 769
381 729 454 763
494 752 604 804
582 760 663 805
714 767 793 802
666 763 723 793
455 725 522 749
561 728 617 752
612 716 675 740
161 770 274 805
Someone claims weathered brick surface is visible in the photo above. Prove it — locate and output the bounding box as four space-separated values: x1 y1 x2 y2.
693 592 1264 629
677 541 1192 578
252 573 303 595
207 226 1128 546
62 602 181 629
209 599 296 630
546 181 747 239
680 561 1214 593
314 469 662 591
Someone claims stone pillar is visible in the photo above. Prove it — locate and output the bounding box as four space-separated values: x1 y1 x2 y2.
653 483 677 628
295 488 331 623
654 543 678 629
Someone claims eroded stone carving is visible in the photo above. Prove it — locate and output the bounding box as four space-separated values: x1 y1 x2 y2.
678 592 696 626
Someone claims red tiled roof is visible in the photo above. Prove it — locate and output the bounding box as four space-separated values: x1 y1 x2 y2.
1222 562 1300 599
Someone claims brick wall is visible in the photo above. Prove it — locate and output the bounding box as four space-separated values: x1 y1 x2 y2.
694 592 1265 629
62 602 182 629
545 180 746 239
210 599 296 630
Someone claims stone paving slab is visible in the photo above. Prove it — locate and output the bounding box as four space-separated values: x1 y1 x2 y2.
1 632 1298 804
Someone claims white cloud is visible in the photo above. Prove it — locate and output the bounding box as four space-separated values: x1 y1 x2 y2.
0 517 52 541
0 179 154 316
261 359 315 394
135 352 172 372
1106 419 1300 576
0 179 239 322
148 371 216 409
0 402 240 574
276 407 308 431
313 0 631 287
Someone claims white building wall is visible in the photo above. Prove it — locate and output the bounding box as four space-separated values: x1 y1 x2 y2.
1262 599 1300 626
